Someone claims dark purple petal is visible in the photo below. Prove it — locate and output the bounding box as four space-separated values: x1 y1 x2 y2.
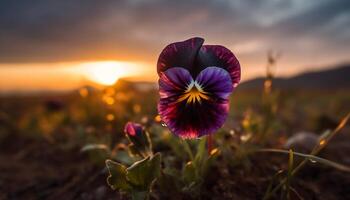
157 37 204 76
196 45 241 88
124 122 143 137
158 96 229 139
158 67 232 139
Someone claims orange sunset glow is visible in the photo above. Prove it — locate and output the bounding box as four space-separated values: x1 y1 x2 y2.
78 61 154 85
1 1 350 199
0 1 349 94
0 61 155 92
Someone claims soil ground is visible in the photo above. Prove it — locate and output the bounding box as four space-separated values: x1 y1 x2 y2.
1 130 350 200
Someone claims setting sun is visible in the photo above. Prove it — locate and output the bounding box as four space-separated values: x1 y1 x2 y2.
81 61 129 85
80 61 147 85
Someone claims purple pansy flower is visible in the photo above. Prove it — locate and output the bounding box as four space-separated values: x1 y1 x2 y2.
124 122 143 137
157 37 241 139
124 122 152 157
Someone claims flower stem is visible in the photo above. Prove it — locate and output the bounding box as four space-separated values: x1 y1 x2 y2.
183 140 194 161
207 134 213 154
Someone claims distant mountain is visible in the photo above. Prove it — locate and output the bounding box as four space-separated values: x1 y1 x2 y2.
239 64 350 90
114 79 157 92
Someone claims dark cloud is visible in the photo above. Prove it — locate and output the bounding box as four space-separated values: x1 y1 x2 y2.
0 0 349 75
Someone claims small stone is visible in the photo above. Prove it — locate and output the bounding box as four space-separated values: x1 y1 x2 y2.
284 131 319 153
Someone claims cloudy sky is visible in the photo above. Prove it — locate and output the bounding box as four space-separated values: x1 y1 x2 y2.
0 0 349 91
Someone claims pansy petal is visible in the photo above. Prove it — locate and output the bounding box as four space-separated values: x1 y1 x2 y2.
196 45 241 88
157 37 204 76
158 67 193 99
158 67 232 139
124 122 143 136
195 67 233 99
158 96 229 139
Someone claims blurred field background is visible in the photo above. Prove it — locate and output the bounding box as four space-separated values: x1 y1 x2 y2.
1 0 350 199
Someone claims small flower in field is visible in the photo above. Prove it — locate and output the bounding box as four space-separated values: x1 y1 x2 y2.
124 122 152 157
124 122 143 137
157 37 241 138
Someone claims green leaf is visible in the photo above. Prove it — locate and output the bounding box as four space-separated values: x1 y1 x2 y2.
126 153 162 190
183 161 196 184
126 131 153 158
194 137 207 167
127 157 151 188
113 149 135 165
182 140 194 161
148 152 162 182
105 160 132 191
81 144 110 154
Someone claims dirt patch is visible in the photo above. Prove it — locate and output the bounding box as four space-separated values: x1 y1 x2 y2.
1 132 350 200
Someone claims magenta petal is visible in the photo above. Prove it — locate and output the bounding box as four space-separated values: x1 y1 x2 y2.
158 67 232 139
124 122 143 136
197 45 241 88
157 37 204 76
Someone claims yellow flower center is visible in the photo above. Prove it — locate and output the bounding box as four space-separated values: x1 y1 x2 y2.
177 82 209 104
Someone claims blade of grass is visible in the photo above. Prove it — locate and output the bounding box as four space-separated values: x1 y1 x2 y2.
262 113 350 199
292 113 350 176
310 113 350 156
286 149 294 200
289 186 304 200
258 149 350 172
260 148 350 199
81 144 111 154
263 170 284 200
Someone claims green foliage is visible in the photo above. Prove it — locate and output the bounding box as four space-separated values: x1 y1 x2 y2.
183 161 196 184
260 148 350 172
181 138 219 196
127 153 161 190
106 160 131 191
3 69 350 199
106 153 162 200
126 130 153 158
81 143 110 153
